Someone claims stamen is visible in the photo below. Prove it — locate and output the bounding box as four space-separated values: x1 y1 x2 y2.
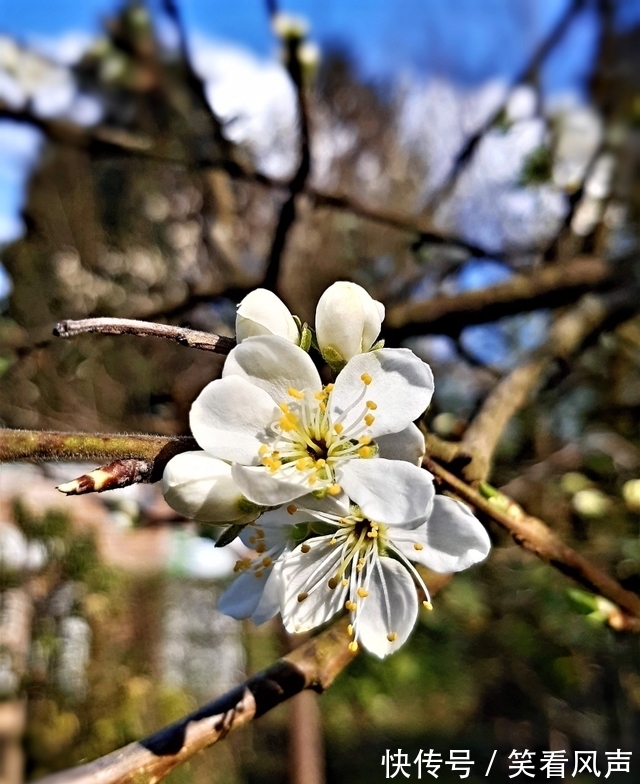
259 444 269 455
357 587 369 598
387 632 398 642
413 543 424 551
288 387 304 399
364 414 375 427
345 600 357 611
334 423 344 435
327 484 342 495
347 624 354 636
358 446 373 458
301 544 311 553
325 383 334 392
365 400 377 410
278 403 290 414
256 542 266 554
341 578 348 587
298 592 309 602
423 600 433 611
255 529 265 539
361 373 372 385
358 436 372 445
287 504 298 515
348 641 359 652
328 577 339 589
262 557 273 567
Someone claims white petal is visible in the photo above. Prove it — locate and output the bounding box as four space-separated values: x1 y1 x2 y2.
330 348 434 438
392 496 491 573
316 281 383 361
190 375 278 464
223 335 321 403
279 538 348 633
236 289 300 344
219 568 276 621
240 520 292 549
232 463 313 506
337 459 435 525
357 557 418 658
376 424 425 465
162 451 260 523
252 560 285 624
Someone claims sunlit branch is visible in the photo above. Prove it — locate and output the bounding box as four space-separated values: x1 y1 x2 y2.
34 620 356 784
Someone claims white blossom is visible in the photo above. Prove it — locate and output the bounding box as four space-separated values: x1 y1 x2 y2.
188 335 434 517
315 281 385 365
236 288 300 344
162 451 262 524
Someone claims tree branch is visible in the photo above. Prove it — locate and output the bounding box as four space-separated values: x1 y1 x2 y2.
35 620 355 784
385 256 614 338
423 456 640 631
53 317 235 354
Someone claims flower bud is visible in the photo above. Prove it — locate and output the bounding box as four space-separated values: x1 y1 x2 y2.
236 289 300 344
162 452 262 524
315 282 385 366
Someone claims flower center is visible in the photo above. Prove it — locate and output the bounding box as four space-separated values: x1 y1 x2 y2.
257 373 378 495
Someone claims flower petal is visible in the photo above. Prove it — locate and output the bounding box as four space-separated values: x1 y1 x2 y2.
357 557 418 658
392 496 491 573
219 567 277 622
223 335 321 402
329 348 434 438
279 537 348 633
232 463 313 506
337 459 435 525
190 375 278 464
162 451 260 524
376 424 425 465
316 281 383 361
236 289 300 344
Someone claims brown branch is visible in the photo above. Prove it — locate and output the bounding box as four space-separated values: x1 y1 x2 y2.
385 256 614 338
0 429 197 464
56 458 158 494
53 317 235 354
423 456 640 631
459 288 638 481
35 619 355 784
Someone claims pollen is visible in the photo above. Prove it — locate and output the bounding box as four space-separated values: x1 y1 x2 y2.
255 529 265 539
413 543 424 551
361 372 372 385
366 400 377 410
387 632 398 642
296 458 309 470
347 624 354 636
341 578 348 587
248 536 256 545
259 444 269 455
327 484 342 495
254 570 264 579
328 577 339 589
314 391 326 400
287 504 298 515
262 557 273 567
358 446 373 458
301 543 311 553
288 387 305 399
364 414 375 427
298 592 309 602
334 423 344 435
315 458 326 469
330 537 338 545
278 403 290 414
423 600 433 611
348 641 359 652
357 587 369 598
308 471 318 485
358 436 372 445
256 542 266 554
345 600 357 611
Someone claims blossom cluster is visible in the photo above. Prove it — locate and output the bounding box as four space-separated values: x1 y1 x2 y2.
162 282 491 657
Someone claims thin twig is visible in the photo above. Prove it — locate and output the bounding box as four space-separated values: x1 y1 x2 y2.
53 317 235 354
424 456 640 630
35 620 355 784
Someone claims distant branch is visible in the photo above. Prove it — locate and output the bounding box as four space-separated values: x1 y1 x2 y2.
54 317 235 354
35 620 356 784
385 256 614 338
424 456 640 631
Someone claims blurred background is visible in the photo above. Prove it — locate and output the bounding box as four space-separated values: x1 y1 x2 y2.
2 0 640 781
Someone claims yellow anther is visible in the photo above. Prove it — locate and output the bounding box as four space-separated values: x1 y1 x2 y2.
287 504 298 515
413 543 424 551
296 458 309 470
357 587 369 598
315 458 326 469
358 446 373 458
325 383 334 392
319 401 327 412
347 624 354 636
423 600 433 611
298 592 309 602
278 402 290 414
327 484 342 496
358 558 365 566
262 557 273 567
328 577 339 589
341 579 349 587
256 542 266 554
364 414 375 427
348 641 359 652
259 444 269 455
367 530 378 538
288 386 304 399
330 538 338 545
358 436 372 445
268 459 282 473
387 632 398 642
345 600 357 611
314 391 326 400
279 418 295 432
366 400 378 410
301 543 311 553
361 373 372 385
356 564 363 573
308 472 317 486
334 423 344 435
